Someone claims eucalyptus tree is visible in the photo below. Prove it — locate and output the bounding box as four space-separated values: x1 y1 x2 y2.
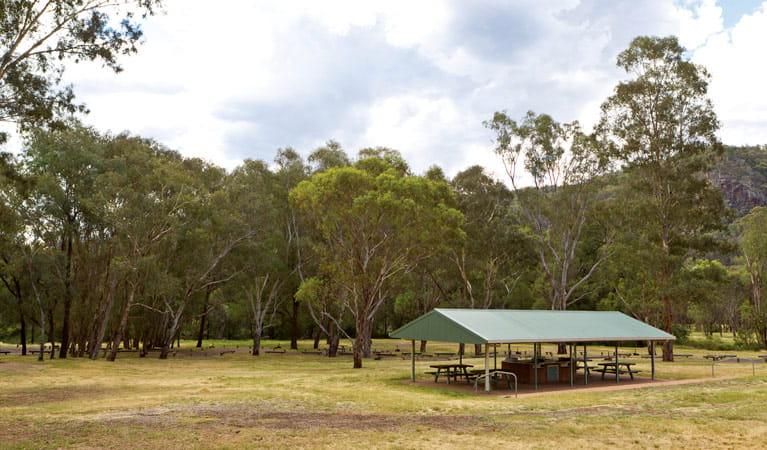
485 111 613 319
273 148 310 350
294 276 349 357
450 165 529 353
736 207 767 346
683 259 745 339
224 159 292 355
451 166 526 308
149 158 254 359
0 154 31 353
307 140 350 174
599 36 728 360
0 0 162 143
90 134 187 360
22 124 106 357
290 156 464 368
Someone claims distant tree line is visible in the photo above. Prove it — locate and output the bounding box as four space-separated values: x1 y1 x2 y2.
2 34 767 367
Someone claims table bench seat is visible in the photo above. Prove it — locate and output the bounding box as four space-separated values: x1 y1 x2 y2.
593 367 642 379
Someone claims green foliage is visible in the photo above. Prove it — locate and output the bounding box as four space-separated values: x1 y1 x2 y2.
485 110 613 311
671 324 690 344
4 33 767 362
0 0 162 141
685 336 739 351
597 36 727 358
290 158 464 367
733 207 767 346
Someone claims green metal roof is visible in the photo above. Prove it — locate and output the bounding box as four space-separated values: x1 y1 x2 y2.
389 309 675 344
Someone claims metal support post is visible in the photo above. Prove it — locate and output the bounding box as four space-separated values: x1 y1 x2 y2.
485 345 490 392
533 343 539 390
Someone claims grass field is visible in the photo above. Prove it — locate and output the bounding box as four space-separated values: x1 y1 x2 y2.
2 340 767 448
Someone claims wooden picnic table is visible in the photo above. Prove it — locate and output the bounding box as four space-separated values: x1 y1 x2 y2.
29 349 54 355
425 363 473 384
704 354 737 361
594 362 641 380
574 359 599 375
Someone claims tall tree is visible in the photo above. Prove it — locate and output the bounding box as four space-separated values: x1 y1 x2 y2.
599 36 728 360
94 134 185 361
0 0 162 143
485 111 613 317
274 148 309 350
307 140 350 174
151 158 248 359
0 153 32 354
451 166 526 309
290 160 464 368
736 207 767 346
22 124 105 357
225 159 289 356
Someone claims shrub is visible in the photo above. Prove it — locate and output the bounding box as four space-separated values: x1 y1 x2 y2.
671 324 690 345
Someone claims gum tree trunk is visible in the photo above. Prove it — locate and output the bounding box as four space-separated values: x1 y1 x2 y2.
252 334 261 356
353 318 371 369
107 283 136 362
90 275 119 360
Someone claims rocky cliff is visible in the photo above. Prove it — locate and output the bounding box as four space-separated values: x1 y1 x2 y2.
709 145 767 216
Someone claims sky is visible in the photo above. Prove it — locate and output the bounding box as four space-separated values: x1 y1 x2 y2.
56 0 767 178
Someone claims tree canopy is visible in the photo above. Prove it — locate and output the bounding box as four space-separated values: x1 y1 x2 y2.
0 0 162 143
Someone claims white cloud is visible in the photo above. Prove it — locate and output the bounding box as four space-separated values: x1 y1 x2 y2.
692 2 767 145
675 0 724 49
44 0 767 176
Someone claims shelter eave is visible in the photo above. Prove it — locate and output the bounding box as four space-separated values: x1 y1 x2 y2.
486 336 676 344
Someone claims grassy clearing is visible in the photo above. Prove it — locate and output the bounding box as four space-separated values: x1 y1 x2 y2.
2 340 767 448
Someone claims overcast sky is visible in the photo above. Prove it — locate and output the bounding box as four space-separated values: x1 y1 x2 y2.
59 0 767 178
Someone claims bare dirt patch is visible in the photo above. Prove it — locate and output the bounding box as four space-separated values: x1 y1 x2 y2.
85 401 496 432
0 385 110 407
406 374 735 397
0 361 45 373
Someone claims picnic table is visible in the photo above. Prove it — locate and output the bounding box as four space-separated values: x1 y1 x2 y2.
29 349 54 355
573 358 599 375
704 354 737 361
593 362 641 380
425 363 473 384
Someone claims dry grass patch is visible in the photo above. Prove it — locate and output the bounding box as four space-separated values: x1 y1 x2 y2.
3 342 767 448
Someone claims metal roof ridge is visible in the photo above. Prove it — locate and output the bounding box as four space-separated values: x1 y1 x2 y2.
434 308 620 313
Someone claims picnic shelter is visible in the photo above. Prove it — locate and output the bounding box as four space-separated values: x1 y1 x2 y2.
390 308 675 392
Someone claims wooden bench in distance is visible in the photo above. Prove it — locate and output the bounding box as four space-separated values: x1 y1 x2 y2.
594 367 642 380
